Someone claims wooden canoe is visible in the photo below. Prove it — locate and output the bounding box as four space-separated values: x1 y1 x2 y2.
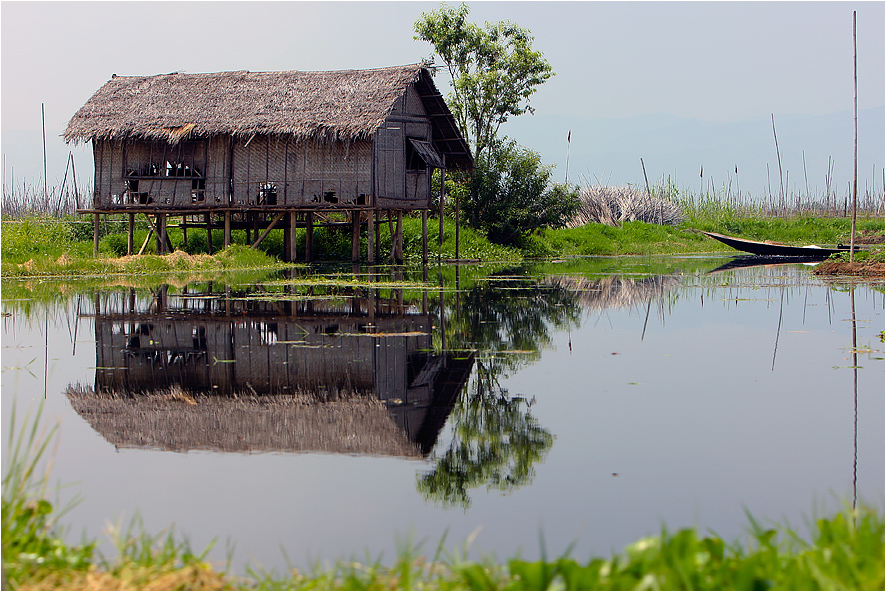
701 231 857 258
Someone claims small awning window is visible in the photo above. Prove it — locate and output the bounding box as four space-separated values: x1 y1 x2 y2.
407 138 445 169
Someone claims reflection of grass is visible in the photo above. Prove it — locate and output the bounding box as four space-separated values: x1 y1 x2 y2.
4 404 883 590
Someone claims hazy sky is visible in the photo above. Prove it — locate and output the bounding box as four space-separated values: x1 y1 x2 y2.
2 1 884 190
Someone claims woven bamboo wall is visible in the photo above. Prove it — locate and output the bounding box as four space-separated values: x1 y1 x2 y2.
93 139 225 208
94 315 432 397
89 80 439 211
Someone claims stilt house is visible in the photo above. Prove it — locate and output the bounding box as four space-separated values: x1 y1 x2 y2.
74 286 474 456
64 64 472 261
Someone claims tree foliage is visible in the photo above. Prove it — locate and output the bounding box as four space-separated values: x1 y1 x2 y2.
460 140 580 244
414 3 553 161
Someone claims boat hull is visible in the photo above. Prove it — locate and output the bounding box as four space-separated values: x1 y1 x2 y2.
701 231 854 258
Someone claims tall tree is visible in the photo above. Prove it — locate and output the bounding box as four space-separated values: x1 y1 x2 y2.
415 3 554 161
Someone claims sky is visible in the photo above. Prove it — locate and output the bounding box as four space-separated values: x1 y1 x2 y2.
2 1 884 196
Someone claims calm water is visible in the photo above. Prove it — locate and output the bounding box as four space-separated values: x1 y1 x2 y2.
1 255 883 573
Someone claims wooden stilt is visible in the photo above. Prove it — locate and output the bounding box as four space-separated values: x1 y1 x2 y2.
367 208 375 263
289 211 298 262
439 166 445 259
181 214 188 247
283 213 291 262
306 211 314 262
205 213 213 254
374 209 380 261
155 214 164 254
93 213 100 256
250 212 284 248
395 210 403 263
388 211 396 262
224 212 231 247
351 210 360 262
127 213 134 255
159 213 168 254
138 228 154 255
455 188 460 260
421 210 428 265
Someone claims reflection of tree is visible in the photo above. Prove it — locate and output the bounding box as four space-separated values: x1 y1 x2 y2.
417 361 554 508
441 272 583 376
417 272 578 507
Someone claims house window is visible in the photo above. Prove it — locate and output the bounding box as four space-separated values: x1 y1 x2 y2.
406 138 444 171
125 140 206 180
191 178 206 203
406 140 425 171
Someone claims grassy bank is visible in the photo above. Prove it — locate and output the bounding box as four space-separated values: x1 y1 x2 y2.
1 210 883 277
2 405 884 591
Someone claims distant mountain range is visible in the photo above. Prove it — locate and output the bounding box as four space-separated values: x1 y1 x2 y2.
2 107 884 201
503 107 885 199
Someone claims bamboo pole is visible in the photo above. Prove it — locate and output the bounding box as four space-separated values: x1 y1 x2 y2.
306 211 314 262
367 208 375 263
289 211 298 262
421 209 428 265
250 212 285 249
127 213 134 255
439 165 445 259
157 213 167 254
283 213 291 262
387 211 395 262
41 104 48 207
395 210 403 263
138 228 154 255
351 210 361 262
771 114 785 206
851 11 858 262
93 213 100 256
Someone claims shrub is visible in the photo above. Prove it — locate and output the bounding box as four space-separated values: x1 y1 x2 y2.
572 185 685 227
458 140 580 245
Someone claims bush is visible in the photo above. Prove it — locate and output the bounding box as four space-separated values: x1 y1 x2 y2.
457 140 580 245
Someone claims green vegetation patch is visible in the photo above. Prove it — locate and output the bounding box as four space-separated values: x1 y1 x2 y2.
3 396 884 591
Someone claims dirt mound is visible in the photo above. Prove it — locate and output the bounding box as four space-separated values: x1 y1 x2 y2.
852 230 885 245
814 257 885 279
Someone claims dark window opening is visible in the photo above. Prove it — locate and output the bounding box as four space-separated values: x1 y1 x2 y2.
192 326 207 350
191 178 206 203
125 141 206 180
123 179 153 205
406 140 426 171
257 183 277 205
166 162 202 178
357 193 367 205
323 190 338 204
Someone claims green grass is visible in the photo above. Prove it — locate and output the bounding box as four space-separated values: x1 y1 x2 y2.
3 403 883 590
2 209 883 278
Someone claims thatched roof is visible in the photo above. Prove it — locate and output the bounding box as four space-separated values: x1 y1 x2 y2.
64 64 473 168
544 275 681 311
66 385 423 458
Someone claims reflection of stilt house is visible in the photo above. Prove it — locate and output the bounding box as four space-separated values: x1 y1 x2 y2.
71 287 473 456
63 64 473 262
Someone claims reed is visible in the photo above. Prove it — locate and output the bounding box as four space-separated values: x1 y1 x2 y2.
1 181 90 218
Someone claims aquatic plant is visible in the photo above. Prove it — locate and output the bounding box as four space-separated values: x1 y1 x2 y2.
1 403 95 589
571 184 686 227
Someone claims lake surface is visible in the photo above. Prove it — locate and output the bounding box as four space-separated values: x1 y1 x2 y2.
2 255 883 574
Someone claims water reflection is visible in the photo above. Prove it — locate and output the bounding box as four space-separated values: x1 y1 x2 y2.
416 363 553 509
69 284 474 457
4 257 880 570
